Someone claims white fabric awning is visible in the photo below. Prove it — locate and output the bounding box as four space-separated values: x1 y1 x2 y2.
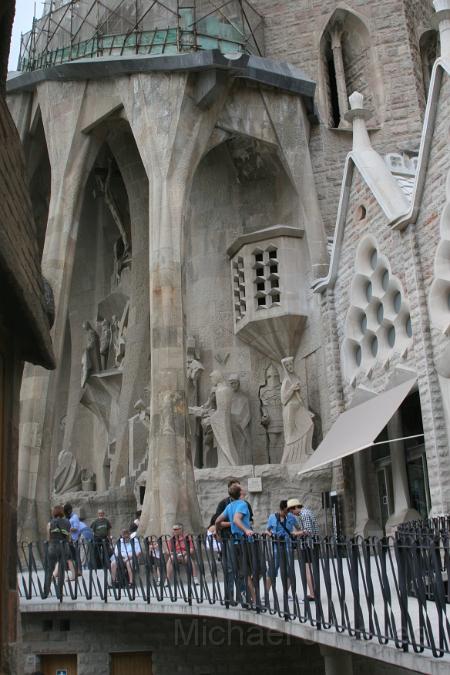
298 378 417 475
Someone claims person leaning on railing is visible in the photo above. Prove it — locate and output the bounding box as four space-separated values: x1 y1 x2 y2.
45 504 76 591
287 498 318 601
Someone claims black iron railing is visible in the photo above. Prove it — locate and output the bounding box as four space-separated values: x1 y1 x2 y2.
18 533 450 659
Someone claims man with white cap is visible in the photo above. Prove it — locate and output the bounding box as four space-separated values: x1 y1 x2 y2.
287 498 318 600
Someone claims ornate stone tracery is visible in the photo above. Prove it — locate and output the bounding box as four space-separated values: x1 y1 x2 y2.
342 236 413 383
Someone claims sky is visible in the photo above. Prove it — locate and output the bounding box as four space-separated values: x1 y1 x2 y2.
8 0 37 71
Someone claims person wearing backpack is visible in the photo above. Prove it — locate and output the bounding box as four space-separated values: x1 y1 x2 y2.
90 508 112 569
45 504 76 591
265 500 300 593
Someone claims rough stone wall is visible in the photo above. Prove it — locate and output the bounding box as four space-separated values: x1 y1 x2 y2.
402 0 436 117
22 612 323 675
412 69 450 511
332 170 415 403
250 0 431 233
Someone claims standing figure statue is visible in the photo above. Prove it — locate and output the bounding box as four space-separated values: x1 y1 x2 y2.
186 336 204 467
99 318 111 370
228 374 252 464
54 448 82 494
81 320 101 387
189 370 240 467
259 363 285 464
209 371 240 466
280 357 314 465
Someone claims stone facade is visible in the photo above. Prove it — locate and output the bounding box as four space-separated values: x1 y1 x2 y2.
7 0 450 556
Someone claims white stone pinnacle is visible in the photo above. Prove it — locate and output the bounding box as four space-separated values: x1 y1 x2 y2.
434 0 450 59
345 91 372 152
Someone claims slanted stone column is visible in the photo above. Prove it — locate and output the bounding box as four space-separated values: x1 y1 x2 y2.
18 81 97 538
434 0 450 59
118 72 229 534
385 411 421 533
353 451 382 537
330 24 349 127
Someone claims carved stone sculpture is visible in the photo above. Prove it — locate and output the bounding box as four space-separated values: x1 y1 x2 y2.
280 357 314 465
81 320 101 387
80 468 96 491
114 302 129 368
54 449 82 494
259 363 285 464
208 370 240 466
228 374 251 464
186 336 204 467
99 318 111 370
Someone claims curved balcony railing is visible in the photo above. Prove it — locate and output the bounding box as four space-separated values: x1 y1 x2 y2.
18 532 450 660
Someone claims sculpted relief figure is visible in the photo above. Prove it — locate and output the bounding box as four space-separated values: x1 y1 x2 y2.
228 374 251 464
186 336 204 467
280 357 314 465
208 371 240 466
99 318 111 370
81 320 101 387
54 449 82 494
114 302 129 368
189 370 240 467
259 363 285 464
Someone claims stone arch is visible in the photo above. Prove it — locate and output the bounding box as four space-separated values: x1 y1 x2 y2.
23 107 51 260
184 133 304 469
54 118 150 495
319 7 383 129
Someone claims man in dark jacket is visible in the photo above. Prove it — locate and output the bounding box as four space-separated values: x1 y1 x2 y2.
209 479 254 539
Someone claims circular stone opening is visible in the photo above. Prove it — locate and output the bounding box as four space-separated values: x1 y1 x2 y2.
370 249 378 270
355 344 362 366
387 325 396 347
366 281 373 303
357 205 367 220
382 269 389 291
376 302 384 324
360 313 368 334
371 336 379 357
406 315 413 338
393 291 402 313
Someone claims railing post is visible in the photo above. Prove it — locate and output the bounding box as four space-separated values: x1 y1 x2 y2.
396 535 409 652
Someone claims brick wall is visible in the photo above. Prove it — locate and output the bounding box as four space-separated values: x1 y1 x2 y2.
249 0 431 233
411 69 450 511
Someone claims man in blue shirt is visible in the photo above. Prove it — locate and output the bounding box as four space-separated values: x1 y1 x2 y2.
216 484 255 604
265 500 300 592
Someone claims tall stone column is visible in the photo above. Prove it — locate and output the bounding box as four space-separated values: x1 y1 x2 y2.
118 72 229 534
353 451 382 537
18 81 98 538
330 25 349 127
385 411 420 533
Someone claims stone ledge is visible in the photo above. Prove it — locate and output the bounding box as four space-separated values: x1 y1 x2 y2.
6 50 316 112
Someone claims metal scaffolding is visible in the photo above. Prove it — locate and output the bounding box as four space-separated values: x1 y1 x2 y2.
18 0 264 71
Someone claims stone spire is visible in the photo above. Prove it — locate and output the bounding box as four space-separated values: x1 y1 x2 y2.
434 0 450 59
344 91 372 151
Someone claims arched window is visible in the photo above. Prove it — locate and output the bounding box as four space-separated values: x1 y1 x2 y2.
320 9 381 129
